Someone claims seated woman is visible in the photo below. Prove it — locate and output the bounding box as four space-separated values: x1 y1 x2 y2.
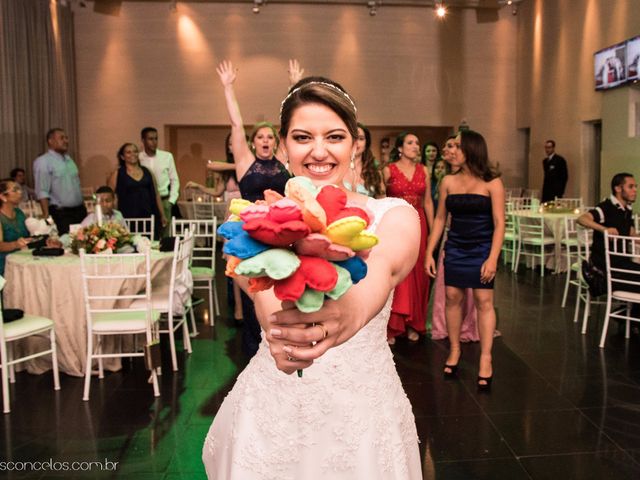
80 186 127 228
0 179 60 276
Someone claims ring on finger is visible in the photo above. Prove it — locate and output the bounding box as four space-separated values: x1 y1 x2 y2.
316 323 328 341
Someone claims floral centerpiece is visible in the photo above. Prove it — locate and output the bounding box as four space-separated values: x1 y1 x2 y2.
70 222 133 254
541 201 577 214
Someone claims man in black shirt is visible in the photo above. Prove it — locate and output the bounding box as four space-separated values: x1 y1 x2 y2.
578 172 639 292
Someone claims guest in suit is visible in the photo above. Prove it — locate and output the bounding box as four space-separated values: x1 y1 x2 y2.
541 140 568 203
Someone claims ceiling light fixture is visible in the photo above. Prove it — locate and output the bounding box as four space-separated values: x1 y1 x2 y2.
498 0 522 15
367 1 378 16
253 0 266 14
435 2 447 18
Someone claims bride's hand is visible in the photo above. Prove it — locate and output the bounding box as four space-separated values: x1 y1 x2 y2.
264 320 314 375
268 296 365 367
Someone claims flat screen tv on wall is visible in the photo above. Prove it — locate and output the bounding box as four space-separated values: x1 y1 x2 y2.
626 35 640 83
595 41 627 90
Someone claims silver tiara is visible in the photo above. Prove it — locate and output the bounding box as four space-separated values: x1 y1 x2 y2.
279 81 358 118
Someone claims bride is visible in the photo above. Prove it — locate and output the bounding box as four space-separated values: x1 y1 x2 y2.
203 72 423 479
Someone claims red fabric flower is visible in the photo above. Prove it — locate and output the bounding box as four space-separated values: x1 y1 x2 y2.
316 185 370 225
274 255 339 302
243 219 310 247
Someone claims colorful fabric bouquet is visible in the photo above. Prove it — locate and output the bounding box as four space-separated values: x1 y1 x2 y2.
70 222 132 254
218 177 379 313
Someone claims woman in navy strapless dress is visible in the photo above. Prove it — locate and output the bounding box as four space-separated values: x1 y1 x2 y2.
425 130 505 390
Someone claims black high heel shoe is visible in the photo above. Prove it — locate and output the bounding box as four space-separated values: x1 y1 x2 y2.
443 351 461 378
477 375 493 391
443 363 459 378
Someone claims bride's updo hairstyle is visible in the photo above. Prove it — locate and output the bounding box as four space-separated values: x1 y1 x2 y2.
279 76 358 140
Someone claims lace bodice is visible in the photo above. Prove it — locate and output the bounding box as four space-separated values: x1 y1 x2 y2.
203 196 421 479
238 157 290 202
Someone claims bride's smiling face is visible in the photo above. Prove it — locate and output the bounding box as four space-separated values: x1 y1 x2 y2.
283 103 356 187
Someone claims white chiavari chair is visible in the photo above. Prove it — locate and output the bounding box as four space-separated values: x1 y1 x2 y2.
504 187 523 200
130 231 194 371
80 250 160 401
554 197 583 210
172 218 219 326
561 216 580 307
193 200 216 220
0 276 60 413
599 232 640 348
125 215 155 239
523 189 540 199
18 200 42 218
83 198 96 214
510 197 537 211
514 215 555 277
502 202 518 269
574 228 606 333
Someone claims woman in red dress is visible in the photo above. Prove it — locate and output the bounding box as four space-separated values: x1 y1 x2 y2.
383 132 434 344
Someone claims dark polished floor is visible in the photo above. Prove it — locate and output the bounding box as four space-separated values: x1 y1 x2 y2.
2 265 640 479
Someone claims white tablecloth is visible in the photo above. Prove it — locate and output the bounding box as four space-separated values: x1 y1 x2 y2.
513 209 580 272
4 249 173 376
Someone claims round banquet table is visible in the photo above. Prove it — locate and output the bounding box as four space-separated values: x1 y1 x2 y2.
3 248 173 377
512 208 580 272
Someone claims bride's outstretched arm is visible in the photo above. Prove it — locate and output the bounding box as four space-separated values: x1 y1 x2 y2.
262 204 420 374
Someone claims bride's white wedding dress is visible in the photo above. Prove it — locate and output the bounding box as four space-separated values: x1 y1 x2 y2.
203 197 422 480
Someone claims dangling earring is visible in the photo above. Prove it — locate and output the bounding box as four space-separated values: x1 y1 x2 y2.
350 154 355 170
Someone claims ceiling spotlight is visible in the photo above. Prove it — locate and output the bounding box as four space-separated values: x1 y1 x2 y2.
498 0 522 7
253 0 265 14
368 1 378 16
512 5 518 15
435 2 447 18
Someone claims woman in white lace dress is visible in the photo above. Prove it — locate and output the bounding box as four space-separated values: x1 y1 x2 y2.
203 74 423 479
